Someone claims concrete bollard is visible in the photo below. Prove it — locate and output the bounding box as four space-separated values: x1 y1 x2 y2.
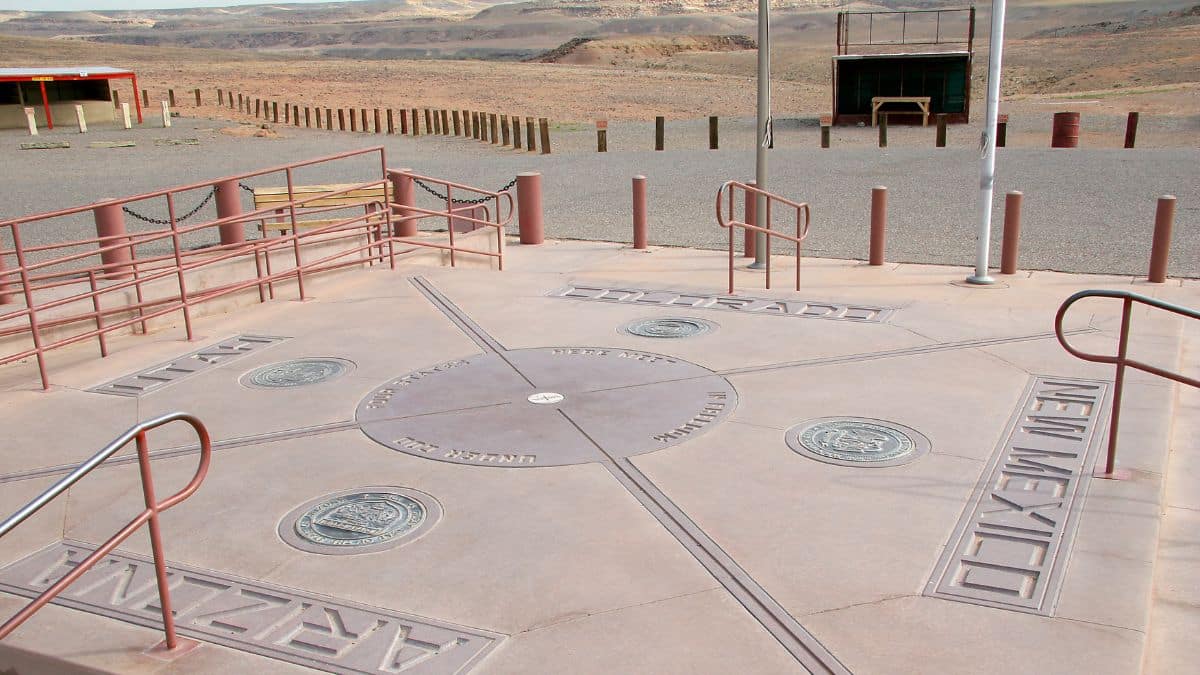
936 113 948 148
744 181 757 258
411 109 420 136
1124 112 1139 149
194 89 202 106
387 109 395 135
1148 195 1177 283
168 89 176 107
24 107 37 136
655 116 665 151
433 110 442 135
1000 191 1024 275
306 107 312 128
142 89 149 108
526 117 536 152
633 176 648 249
878 113 888 148
390 169 419 238
517 172 544 245
326 108 333 131
214 180 246 246
350 109 357 132
338 109 346 131
93 199 134 280
273 102 279 124
480 114 489 142
452 110 461 136
539 118 551 155
501 114 511 146
870 186 887 265
161 100 171 128
218 89 225 106
374 108 382 134
512 115 522 149
441 110 450 136
74 105 87 133
359 108 367 132
399 109 409 135
596 120 608 152
424 109 433 135
490 114 499 145
709 116 719 150
120 103 132 129
471 112 480 140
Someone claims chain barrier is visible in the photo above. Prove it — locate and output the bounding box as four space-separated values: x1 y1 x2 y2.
414 177 517 205
239 182 256 194
121 189 216 226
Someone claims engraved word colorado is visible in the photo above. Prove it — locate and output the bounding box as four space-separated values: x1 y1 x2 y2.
927 377 1110 614
549 285 894 323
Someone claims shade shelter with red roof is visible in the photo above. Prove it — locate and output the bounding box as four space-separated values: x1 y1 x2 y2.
0 66 142 130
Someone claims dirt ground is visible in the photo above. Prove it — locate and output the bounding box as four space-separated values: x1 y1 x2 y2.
0 12 1197 141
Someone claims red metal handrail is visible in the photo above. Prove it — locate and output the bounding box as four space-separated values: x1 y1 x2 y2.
716 181 811 294
1056 289 1199 476
0 149 511 390
0 412 212 652
387 169 515 271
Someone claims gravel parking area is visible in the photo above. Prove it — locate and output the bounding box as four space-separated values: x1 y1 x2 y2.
1 114 1195 278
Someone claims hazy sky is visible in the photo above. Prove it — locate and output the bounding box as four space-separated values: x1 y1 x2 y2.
0 0 352 10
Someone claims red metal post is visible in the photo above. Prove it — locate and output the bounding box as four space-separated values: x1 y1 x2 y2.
869 186 887 266
93 199 134 279
0 252 12 305
390 169 419 237
517 172 544 245
1124 112 1139 149
39 80 53 130
744 181 756 258
1000 191 1023 275
214 179 246 246
632 176 648 249
1103 297 1133 476
136 431 179 650
1148 195 1176 283
130 73 144 124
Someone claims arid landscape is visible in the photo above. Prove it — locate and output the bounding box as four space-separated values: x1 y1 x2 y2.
0 0 1197 124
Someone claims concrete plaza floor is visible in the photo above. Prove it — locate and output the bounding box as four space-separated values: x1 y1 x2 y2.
0 239 1196 674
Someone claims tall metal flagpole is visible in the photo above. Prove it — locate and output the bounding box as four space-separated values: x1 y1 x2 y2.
752 0 771 269
967 0 1007 284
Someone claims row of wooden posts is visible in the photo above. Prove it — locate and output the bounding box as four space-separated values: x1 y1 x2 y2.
132 87 554 154
610 112 1144 151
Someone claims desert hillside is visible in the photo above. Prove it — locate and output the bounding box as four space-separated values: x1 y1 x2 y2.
0 1 1195 122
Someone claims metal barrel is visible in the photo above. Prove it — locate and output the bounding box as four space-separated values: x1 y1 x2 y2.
1051 111 1080 148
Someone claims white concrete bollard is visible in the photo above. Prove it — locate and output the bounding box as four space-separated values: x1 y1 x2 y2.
121 103 132 129
75 104 88 133
160 100 171 128
24 107 37 136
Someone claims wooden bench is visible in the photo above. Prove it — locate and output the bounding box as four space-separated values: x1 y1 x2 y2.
252 183 392 236
871 96 931 127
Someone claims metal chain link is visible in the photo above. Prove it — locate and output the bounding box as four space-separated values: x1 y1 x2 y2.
414 177 517 205
239 182 256 194
121 189 216 226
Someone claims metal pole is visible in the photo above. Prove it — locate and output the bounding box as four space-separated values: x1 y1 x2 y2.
967 0 1007 285
752 0 771 269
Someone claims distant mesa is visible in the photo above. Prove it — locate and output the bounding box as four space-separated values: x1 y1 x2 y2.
529 34 757 64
